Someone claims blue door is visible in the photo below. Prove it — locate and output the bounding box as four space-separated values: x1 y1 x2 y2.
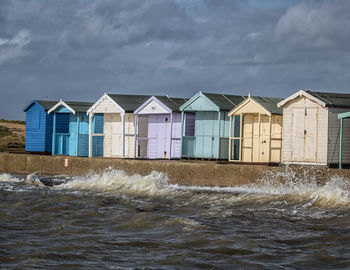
54 113 70 155
195 112 217 158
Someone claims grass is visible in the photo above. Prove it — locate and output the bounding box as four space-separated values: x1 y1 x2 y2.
0 120 26 152
0 119 25 125
0 126 11 138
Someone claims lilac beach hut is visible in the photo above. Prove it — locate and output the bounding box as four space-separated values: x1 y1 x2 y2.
134 96 195 159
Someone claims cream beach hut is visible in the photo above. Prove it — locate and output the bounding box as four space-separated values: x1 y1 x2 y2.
277 90 350 166
87 94 150 158
228 95 283 163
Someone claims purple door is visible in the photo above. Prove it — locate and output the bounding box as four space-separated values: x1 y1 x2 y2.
148 114 171 159
171 113 182 158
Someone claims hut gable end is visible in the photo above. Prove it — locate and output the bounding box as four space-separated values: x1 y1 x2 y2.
180 92 219 112
136 98 171 115
228 98 269 116
278 90 326 108
89 94 124 114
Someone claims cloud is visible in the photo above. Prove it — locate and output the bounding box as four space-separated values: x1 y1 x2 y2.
0 0 350 120
275 0 350 51
0 29 31 65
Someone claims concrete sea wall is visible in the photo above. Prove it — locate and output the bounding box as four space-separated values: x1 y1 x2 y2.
0 153 349 187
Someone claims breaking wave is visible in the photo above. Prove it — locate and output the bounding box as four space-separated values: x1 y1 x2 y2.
54 167 350 209
56 168 171 197
0 173 22 183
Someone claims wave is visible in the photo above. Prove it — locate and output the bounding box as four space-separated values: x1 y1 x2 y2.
56 168 171 197
53 167 350 209
0 173 22 183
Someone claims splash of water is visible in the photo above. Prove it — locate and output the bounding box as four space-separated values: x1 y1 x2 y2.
56 168 170 197
54 167 350 209
0 173 22 183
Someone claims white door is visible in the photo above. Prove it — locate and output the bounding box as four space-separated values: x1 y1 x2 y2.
292 109 305 162
111 114 122 157
304 108 317 162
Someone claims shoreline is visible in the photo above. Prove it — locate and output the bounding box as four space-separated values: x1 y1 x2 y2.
0 153 349 187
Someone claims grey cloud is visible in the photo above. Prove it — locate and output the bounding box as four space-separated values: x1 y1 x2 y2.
275 1 350 51
0 29 31 65
0 0 350 120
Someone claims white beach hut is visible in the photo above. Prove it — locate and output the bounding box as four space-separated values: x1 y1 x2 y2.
87 94 150 158
277 90 350 166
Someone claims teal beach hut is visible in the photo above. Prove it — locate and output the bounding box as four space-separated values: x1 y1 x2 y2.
48 99 94 156
180 92 245 159
23 100 57 153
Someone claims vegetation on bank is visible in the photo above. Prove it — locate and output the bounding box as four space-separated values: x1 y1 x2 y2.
0 120 25 152
0 119 25 125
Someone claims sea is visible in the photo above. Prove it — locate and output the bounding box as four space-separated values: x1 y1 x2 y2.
0 169 349 269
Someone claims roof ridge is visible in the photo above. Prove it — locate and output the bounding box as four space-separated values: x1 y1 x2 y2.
221 94 236 106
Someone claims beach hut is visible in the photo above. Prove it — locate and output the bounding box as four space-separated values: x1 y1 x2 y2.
228 95 283 163
48 99 94 156
87 93 151 158
180 92 245 159
134 96 194 159
278 90 350 166
23 100 57 153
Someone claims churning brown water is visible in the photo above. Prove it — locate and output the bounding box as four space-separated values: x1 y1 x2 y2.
0 169 349 269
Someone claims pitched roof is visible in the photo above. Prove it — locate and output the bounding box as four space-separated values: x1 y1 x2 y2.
24 100 57 112
108 94 152 112
154 96 188 112
203 93 246 111
307 90 350 108
250 96 283 115
63 101 94 113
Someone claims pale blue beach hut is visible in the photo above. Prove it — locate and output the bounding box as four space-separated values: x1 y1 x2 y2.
180 92 245 159
23 100 57 153
48 100 94 156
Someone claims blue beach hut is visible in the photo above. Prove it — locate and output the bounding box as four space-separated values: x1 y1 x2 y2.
180 92 245 159
23 100 57 153
48 99 94 156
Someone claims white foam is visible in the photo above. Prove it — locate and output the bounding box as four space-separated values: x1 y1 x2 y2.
0 173 22 183
52 167 350 208
56 168 171 197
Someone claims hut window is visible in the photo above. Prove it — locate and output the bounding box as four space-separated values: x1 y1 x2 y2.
165 118 168 122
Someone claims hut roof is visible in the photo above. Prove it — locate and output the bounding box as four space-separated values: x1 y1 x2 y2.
203 93 246 111
24 100 57 112
63 101 95 113
250 96 283 115
154 96 188 112
307 90 350 108
108 94 152 112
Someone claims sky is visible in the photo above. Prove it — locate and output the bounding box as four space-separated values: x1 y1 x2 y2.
1 0 350 120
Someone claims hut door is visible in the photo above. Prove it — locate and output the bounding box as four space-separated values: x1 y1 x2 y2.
157 115 170 159
111 114 122 157
259 116 270 163
242 115 253 162
304 108 317 162
243 115 260 162
292 109 305 161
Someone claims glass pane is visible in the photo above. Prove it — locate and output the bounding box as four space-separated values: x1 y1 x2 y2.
230 139 240 160
231 116 241 138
